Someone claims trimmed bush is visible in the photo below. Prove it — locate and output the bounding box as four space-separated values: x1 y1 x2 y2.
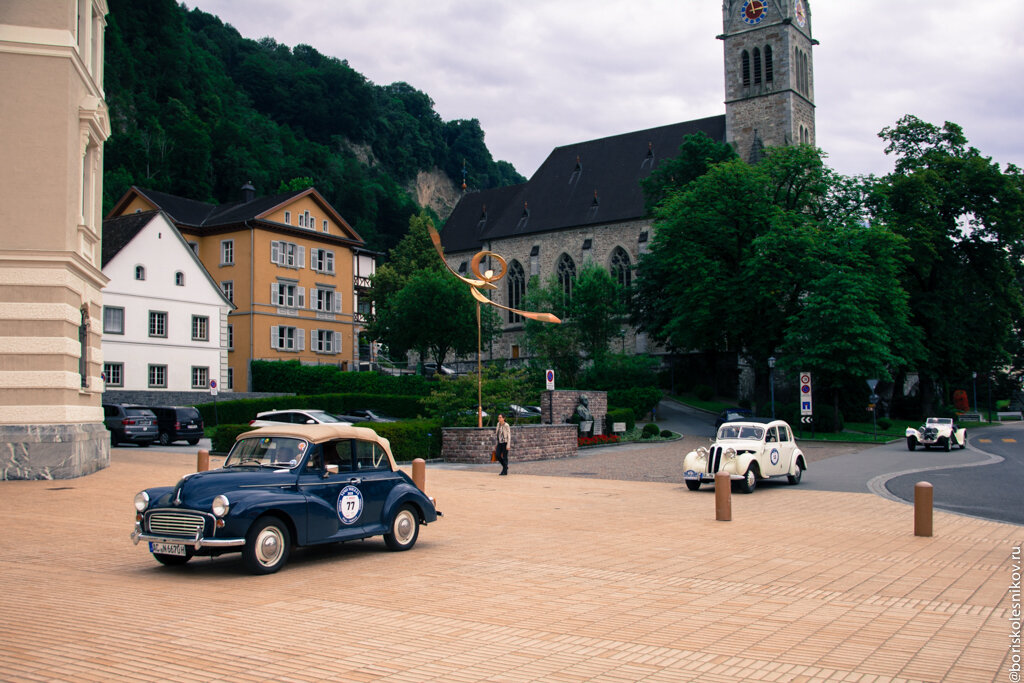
607 387 662 420
694 384 714 401
210 424 251 453
660 430 673 438
641 422 661 439
360 420 442 462
251 360 433 396
605 407 636 434
876 417 892 431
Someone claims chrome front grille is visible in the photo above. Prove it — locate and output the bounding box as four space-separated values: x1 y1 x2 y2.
707 446 723 474
147 510 207 537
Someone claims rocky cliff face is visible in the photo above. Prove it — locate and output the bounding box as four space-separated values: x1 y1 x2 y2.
410 168 460 221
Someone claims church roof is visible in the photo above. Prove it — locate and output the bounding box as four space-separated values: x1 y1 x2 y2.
441 114 726 253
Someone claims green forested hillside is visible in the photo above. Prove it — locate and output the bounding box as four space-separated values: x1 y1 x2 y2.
102 0 523 253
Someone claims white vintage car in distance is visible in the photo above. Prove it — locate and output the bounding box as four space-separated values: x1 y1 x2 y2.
683 418 807 493
905 417 966 451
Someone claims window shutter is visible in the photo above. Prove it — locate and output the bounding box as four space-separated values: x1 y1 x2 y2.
270 283 279 305
298 287 305 309
271 241 280 264
333 331 341 353
270 326 278 349
297 328 305 351
298 246 305 268
309 288 318 311
334 293 342 313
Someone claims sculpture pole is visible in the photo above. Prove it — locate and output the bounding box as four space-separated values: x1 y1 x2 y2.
426 224 560 427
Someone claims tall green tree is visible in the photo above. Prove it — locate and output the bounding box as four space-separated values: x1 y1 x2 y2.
875 116 1024 413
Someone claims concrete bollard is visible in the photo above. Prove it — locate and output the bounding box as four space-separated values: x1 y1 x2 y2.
914 481 933 537
412 458 426 492
197 449 210 472
715 471 731 521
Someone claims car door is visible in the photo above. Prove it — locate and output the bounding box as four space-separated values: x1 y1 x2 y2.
298 440 368 544
763 426 784 475
352 439 403 536
775 425 796 474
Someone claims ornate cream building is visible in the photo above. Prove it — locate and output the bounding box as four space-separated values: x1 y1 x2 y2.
0 0 111 479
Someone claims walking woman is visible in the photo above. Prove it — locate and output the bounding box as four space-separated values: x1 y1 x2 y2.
495 413 510 475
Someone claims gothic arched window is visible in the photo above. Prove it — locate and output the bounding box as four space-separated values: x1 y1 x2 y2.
753 47 762 85
741 50 750 87
506 260 525 324
557 253 576 306
764 45 774 83
610 247 632 305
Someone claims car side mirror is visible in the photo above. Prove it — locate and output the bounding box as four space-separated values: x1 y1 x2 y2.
323 464 339 478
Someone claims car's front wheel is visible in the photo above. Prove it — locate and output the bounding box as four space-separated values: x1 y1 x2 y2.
384 505 419 551
738 466 757 494
685 480 701 491
243 516 291 574
959 433 967 449
943 436 952 452
158 432 171 446
907 436 917 451
787 464 803 485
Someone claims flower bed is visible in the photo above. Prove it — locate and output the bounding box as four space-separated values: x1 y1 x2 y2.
578 434 620 447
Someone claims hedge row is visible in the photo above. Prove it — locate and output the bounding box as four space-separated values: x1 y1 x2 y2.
251 360 433 396
197 393 425 426
607 387 663 420
210 420 442 462
605 408 636 433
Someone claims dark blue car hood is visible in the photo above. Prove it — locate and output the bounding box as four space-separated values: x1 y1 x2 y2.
157 466 299 509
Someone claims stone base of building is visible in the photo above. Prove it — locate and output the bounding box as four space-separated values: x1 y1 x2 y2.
0 423 110 480
442 424 578 464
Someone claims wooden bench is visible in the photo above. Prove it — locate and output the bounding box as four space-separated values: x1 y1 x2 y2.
996 411 1023 421
959 412 982 422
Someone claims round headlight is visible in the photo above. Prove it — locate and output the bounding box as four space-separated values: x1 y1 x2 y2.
724 448 737 460
694 447 708 461
134 491 150 512
211 494 230 518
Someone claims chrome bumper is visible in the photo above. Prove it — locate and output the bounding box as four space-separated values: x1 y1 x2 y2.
131 522 245 549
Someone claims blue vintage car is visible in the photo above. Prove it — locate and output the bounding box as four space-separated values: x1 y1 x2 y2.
130 424 441 574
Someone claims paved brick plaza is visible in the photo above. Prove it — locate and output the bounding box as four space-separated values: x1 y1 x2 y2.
0 446 1018 682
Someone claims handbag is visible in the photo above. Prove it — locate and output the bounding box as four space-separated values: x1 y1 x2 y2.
490 449 497 462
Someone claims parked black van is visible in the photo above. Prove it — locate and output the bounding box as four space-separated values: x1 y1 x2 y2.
148 406 204 446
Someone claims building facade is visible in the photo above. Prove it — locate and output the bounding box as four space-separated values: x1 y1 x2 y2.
439 1 815 365
0 0 112 479
108 186 374 391
101 212 234 393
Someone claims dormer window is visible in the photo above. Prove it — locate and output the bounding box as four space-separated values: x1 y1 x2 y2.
135 265 146 281
641 142 655 169
516 202 530 230
569 156 582 184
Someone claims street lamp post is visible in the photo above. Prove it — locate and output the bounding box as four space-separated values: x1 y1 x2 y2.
768 356 776 419
972 371 978 414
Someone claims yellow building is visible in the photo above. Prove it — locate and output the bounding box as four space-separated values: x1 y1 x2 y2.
0 0 111 479
108 185 374 391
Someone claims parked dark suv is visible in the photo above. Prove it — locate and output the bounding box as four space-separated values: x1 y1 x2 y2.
103 404 158 447
148 406 204 446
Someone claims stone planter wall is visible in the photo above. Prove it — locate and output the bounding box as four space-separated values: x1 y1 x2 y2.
539 390 608 435
442 424 578 464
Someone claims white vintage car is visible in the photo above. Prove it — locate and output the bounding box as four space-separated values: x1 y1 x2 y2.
683 418 807 493
905 417 966 451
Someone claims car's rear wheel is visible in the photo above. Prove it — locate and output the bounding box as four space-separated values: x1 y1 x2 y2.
187 438 200 446
110 432 118 446
138 441 150 448
158 432 171 446
906 436 916 451
153 551 192 567
685 480 701 491
960 433 967 449
738 466 757 494
243 516 291 574
787 464 803 485
384 505 419 551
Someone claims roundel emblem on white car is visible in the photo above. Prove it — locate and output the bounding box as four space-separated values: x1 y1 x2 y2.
770 448 780 466
337 485 363 525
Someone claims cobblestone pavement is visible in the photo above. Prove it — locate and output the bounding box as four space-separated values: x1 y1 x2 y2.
0 445 1017 683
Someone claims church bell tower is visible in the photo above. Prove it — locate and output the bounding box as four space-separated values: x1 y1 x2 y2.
720 0 817 162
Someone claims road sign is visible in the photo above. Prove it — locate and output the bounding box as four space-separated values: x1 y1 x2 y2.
545 369 555 391
210 379 218 396
799 372 813 416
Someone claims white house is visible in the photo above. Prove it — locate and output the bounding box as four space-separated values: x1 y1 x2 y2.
101 211 234 392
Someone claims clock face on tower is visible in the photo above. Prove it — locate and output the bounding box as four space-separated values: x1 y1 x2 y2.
741 0 767 25
795 0 807 27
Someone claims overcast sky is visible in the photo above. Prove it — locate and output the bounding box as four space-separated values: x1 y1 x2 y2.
185 0 1023 181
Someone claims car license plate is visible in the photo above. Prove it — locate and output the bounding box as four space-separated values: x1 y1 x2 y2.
140 420 151 426
186 423 196 429
149 542 186 556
